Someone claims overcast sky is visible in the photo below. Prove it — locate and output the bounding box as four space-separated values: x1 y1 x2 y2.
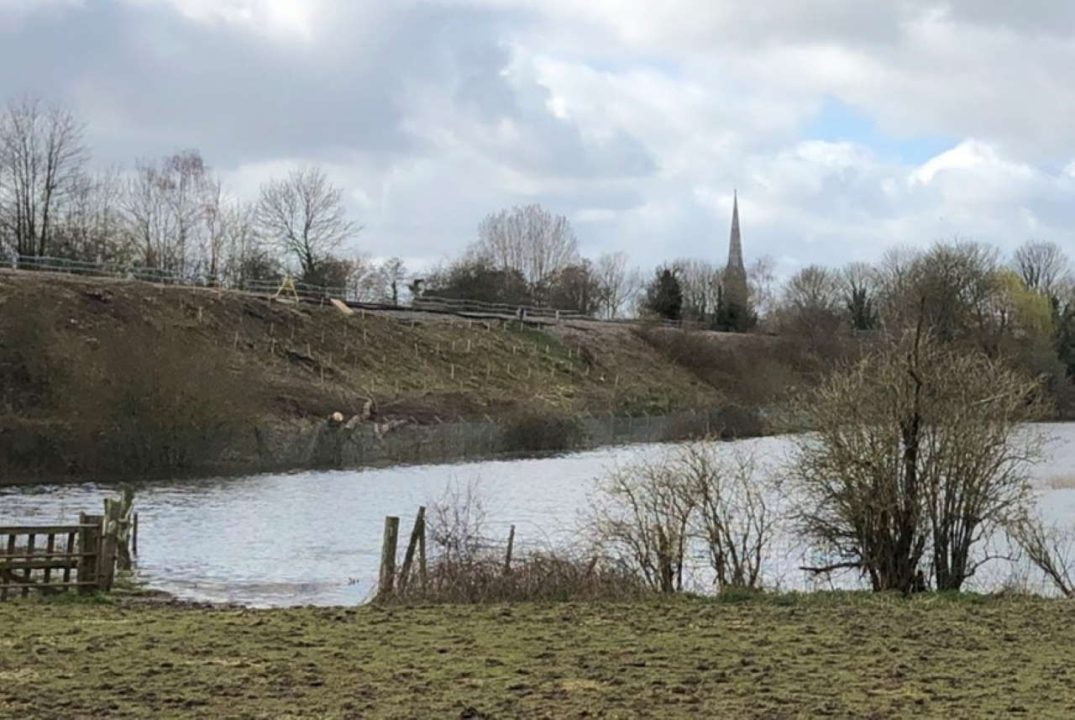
3 0 1075 276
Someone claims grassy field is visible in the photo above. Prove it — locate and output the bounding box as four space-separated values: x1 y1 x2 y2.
2 593 1073 719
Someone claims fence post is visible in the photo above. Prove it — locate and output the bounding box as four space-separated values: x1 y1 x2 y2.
398 507 426 593
503 524 516 576
418 513 427 590
132 513 139 557
98 502 120 591
77 513 102 594
378 516 400 598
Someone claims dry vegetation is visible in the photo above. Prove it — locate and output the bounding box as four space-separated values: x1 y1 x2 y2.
0 271 729 478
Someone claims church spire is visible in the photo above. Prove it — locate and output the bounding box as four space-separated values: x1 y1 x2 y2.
726 190 744 276
722 190 748 310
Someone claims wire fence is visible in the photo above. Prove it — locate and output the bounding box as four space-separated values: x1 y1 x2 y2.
9 254 348 300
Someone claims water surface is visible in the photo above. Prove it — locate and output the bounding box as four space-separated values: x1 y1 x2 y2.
4 427 1075 606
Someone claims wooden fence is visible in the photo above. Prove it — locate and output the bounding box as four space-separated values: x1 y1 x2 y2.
0 496 138 601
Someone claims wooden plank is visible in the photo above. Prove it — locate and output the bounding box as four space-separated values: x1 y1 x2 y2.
0 525 94 535
0 581 99 591
43 534 56 584
78 514 101 594
63 532 76 584
0 559 80 571
330 298 354 315
2 533 14 601
0 551 92 561
23 534 35 597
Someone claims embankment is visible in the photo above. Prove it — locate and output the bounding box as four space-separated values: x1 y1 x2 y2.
0 270 783 481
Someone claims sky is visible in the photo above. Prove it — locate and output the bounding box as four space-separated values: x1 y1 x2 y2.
3 0 1075 277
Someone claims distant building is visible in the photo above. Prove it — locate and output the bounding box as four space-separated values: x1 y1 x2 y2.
721 191 749 312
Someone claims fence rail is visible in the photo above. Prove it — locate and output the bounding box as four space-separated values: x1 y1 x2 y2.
0 522 100 600
0 494 138 601
7 254 607 324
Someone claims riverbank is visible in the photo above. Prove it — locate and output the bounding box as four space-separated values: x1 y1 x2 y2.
2 593 1073 718
1 270 786 482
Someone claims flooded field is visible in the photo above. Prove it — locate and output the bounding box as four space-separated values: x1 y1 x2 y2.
4 426 1075 606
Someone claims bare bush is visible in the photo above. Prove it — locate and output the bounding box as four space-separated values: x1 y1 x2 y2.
683 446 777 591
389 551 649 604
1009 513 1075 598
792 325 1046 593
391 480 648 604
427 480 488 563
591 442 776 593
591 452 695 592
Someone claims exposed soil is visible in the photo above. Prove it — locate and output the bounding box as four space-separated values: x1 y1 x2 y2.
1 593 1073 718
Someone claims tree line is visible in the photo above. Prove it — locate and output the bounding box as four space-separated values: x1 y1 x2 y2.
0 96 407 301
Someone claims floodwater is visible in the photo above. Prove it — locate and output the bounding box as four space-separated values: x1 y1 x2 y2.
4 426 1075 607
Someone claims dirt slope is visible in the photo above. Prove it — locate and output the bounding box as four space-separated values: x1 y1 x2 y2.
0 270 725 422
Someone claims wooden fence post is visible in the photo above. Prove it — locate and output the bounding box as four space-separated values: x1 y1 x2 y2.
378 516 400 598
398 507 426 593
503 524 516 576
132 513 139 557
418 513 427 590
98 502 120 591
77 513 102 594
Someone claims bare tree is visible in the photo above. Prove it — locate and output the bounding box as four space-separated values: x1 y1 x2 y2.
594 251 641 319
792 326 1045 593
672 258 722 322
747 255 777 320
123 150 218 276
52 168 130 263
378 256 408 305
782 265 842 315
0 96 87 256
124 158 173 271
219 200 275 288
472 204 579 288
255 166 358 284
1013 241 1070 298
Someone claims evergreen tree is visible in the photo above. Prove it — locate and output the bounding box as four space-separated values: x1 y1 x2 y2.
643 267 683 320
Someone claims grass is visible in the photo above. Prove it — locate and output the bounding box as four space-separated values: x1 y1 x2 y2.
2 593 1074 718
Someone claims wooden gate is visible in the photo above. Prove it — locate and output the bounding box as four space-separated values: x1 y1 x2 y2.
0 514 108 600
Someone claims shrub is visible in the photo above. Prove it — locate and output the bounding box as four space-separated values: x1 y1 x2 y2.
792 328 1046 593
385 481 650 604
58 324 260 476
501 411 586 454
387 552 650 604
589 442 778 593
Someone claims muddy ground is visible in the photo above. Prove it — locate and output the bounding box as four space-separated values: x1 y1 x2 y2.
2 593 1073 719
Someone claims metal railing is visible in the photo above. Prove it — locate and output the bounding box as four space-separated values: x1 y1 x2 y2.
5 253 611 323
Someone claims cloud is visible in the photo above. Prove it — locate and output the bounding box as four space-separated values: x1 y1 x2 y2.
1 0 1074 275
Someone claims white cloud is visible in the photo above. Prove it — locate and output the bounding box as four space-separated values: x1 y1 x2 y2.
3 0 1075 276
123 0 322 39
